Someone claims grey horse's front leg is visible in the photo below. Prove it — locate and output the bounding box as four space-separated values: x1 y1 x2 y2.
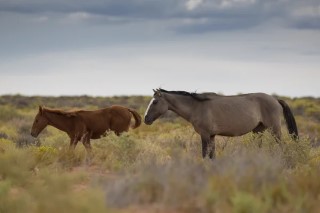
208 135 216 159
201 135 210 158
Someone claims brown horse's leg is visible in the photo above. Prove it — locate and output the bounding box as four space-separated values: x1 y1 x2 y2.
82 132 92 154
83 141 92 153
69 136 78 151
208 135 216 159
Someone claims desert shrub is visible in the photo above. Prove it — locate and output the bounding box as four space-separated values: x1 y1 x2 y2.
290 98 320 121
33 145 58 166
8 118 37 147
0 125 19 142
105 154 208 212
0 131 8 139
0 167 108 213
35 127 68 149
0 179 32 213
0 94 319 213
103 131 315 213
282 136 311 168
295 116 320 145
231 191 267 213
24 171 108 213
0 139 108 212
92 133 140 171
0 139 36 185
54 148 88 169
0 105 21 122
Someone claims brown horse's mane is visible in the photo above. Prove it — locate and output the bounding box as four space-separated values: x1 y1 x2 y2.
159 89 218 102
43 107 80 117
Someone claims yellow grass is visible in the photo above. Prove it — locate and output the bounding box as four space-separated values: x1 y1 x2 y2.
0 95 319 213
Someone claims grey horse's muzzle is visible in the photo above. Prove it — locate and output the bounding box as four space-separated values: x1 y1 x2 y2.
144 115 153 125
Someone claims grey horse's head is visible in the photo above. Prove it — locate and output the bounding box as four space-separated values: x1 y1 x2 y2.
144 89 169 125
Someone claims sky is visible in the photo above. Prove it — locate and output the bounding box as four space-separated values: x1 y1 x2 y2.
0 0 319 97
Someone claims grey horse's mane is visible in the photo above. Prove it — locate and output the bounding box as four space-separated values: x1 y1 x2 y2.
159 89 217 102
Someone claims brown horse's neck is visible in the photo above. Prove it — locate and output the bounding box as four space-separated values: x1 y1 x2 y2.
164 93 198 122
43 110 72 133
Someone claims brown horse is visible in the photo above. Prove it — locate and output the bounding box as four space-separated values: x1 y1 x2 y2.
144 89 298 159
31 105 141 153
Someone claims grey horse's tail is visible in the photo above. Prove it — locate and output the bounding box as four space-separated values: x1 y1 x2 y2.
278 99 298 140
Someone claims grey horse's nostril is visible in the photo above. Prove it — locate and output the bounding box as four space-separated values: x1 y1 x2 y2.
144 116 153 125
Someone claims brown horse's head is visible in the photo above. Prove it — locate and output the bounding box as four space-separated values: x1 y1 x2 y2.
31 106 49 137
144 89 169 125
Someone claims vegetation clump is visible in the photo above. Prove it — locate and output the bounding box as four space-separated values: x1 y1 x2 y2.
0 95 319 212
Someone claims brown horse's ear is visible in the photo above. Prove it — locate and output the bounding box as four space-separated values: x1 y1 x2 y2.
39 106 43 114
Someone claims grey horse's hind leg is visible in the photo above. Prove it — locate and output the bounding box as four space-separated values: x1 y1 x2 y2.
253 122 267 134
201 135 209 159
270 124 284 149
252 122 267 148
201 135 215 159
255 121 283 148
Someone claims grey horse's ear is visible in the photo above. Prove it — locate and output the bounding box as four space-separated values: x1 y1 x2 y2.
157 89 162 97
153 89 162 97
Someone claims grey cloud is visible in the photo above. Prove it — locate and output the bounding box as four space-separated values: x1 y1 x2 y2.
0 0 319 33
175 16 262 33
291 17 320 30
0 0 180 17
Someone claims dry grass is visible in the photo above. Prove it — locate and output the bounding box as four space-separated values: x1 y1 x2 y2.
0 96 320 213
2 126 316 213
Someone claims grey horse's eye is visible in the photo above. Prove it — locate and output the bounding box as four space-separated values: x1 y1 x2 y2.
153 100 158 105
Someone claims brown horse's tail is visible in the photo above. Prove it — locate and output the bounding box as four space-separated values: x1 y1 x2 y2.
128 108 141 129
278 99 298 140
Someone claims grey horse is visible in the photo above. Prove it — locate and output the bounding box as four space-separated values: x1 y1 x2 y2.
144 89 298 159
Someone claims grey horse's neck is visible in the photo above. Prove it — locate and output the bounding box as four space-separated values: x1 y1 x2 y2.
163 93 198 122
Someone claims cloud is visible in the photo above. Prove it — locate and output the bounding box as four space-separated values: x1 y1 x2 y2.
220 0 256 9
67 11 91 21
0 0 318 98
186 0 203 11
0 0 319 33
1 48 319 97
29 15 48 23
288 4 320 29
